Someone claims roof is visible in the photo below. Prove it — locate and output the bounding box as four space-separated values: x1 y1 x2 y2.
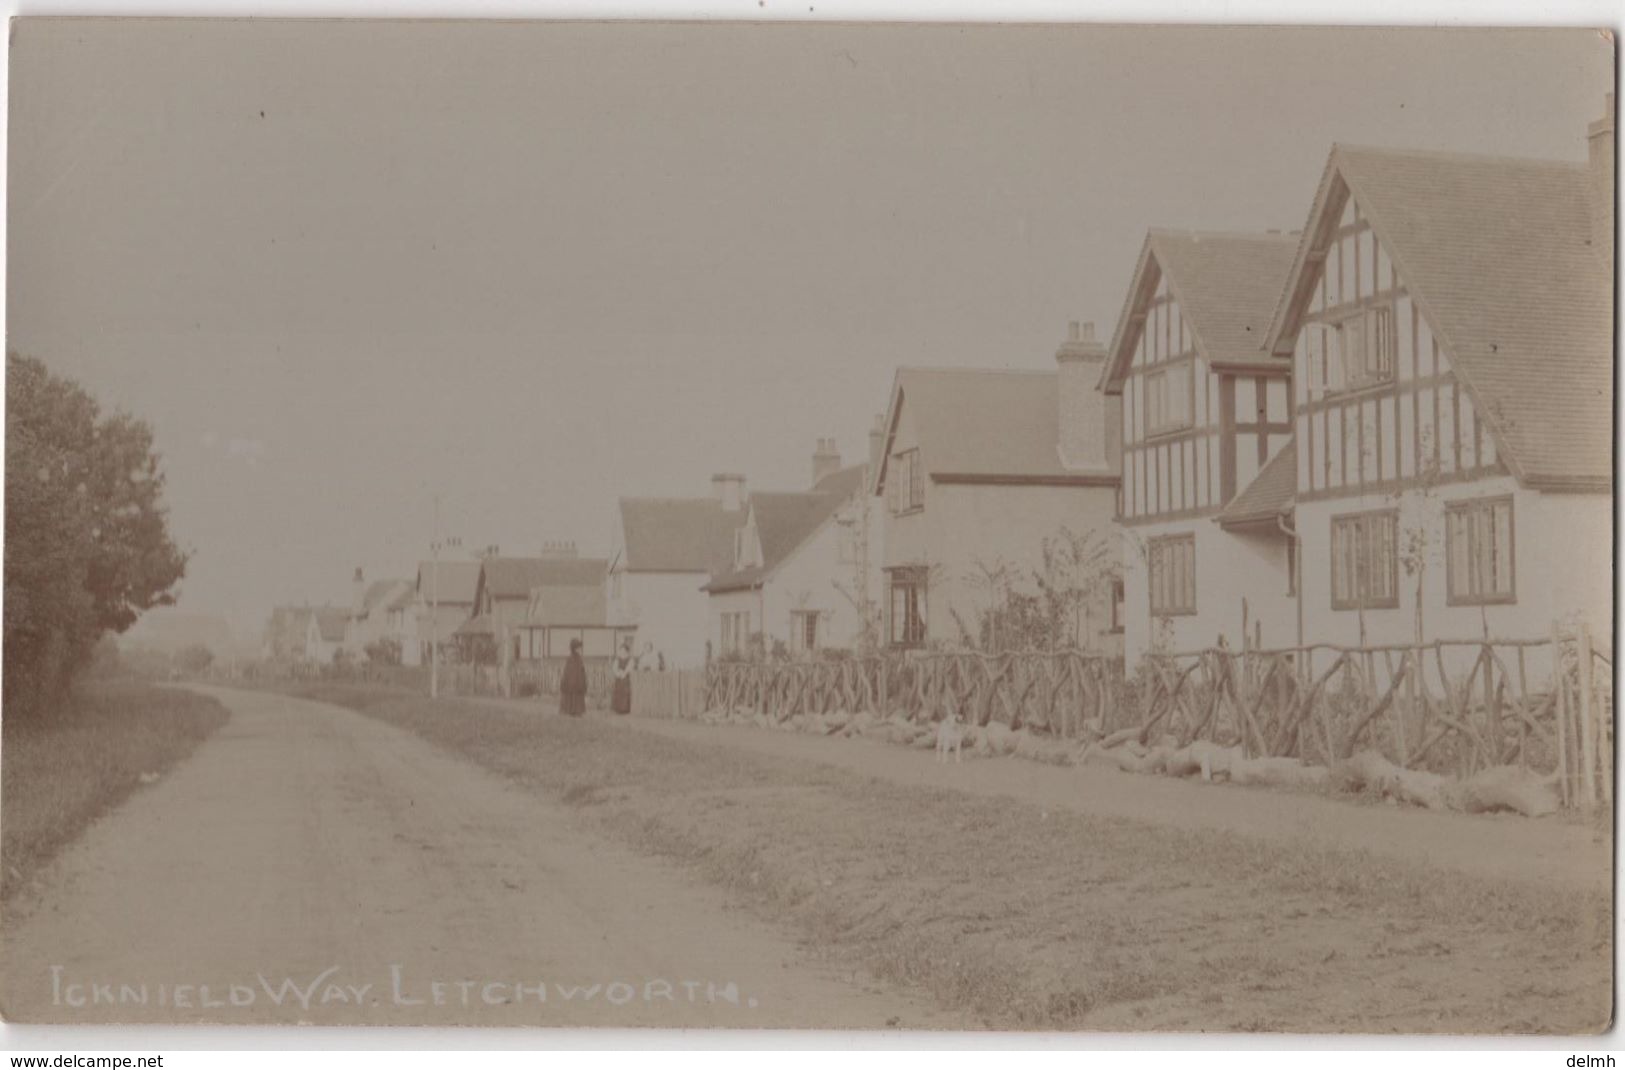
1104 230 1299 391
358 579 413 616
875 368 1121 490
1267 144 1612 490
312 607 349 643
1216 440 1297 530
477 557 609 602
525 582 608 627
415 560 481 605
703 474 862 594
618 497 748 574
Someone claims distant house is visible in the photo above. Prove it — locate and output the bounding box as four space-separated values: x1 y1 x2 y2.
304 607 349 664
472 550 610 666
872 331 1122 653
514 567 637 664
262 606 314 661
1263 99 1614 649
1102 229 1300 663
413 559 482 663
343 569 417 660
608 476 750 668
703 438 883 657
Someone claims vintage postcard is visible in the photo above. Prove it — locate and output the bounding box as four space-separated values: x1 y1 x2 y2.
1 18 1614 1038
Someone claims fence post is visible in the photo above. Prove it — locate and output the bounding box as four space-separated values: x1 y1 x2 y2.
1578 622 1597 812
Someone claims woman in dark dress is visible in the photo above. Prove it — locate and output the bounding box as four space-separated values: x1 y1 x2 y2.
610 638 634 715
559 639 588 717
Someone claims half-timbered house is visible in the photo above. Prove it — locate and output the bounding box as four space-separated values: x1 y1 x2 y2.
1103 230 1300 663
1265 99 1614 651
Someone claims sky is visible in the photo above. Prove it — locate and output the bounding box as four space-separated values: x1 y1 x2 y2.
6 20 1612 642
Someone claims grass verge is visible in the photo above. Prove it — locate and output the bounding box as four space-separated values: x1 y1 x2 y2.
292 683 1612 1034
2 680 230 899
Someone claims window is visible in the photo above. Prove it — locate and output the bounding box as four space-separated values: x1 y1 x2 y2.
1330 509 1399 610
888 568 928 647
1446 496 1515 605
790 610 820 653
720 611 752 655
1110 578 1125 633
1333 305 1396 391
888 449 924 514
1148 535 1196 616
1145 363 1193 436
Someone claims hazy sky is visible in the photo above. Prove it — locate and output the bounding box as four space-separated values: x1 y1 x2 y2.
7 20 1612 640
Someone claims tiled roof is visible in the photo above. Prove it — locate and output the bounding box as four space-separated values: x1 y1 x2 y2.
1104 230 1298 390
1271 144 1612 489
478 557 609 601
877 368 1121 487
618 497 747 574
703 472 862 594
525 582 607 627
1217 440 1297 529
313 607 349 643
415 560 481 605
358 579 412 616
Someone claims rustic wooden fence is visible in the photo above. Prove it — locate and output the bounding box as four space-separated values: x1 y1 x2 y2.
701 652 1129 735
694 628 1612 808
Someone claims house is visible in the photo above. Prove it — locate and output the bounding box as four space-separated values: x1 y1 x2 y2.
702 435 884 658
1102 230 1300 663
872 331 1123 653
608 476 751 667
413 559 482 663
343 569 417 662
303 607 349 664
514 569 637 665
472 549 610 666
1262 97 1614 652
261 606 314 661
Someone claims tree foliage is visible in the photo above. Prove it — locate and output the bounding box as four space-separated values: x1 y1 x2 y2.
4 353 188 713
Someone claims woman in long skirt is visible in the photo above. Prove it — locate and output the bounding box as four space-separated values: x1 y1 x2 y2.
559 639 588 717
610 638 634 715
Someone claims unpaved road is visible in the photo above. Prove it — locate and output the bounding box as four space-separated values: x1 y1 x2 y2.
1 688 955 1028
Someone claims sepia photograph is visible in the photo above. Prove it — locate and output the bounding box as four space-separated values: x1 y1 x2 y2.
0 13 1615 1047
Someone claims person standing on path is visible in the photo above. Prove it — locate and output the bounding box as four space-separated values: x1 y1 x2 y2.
611 638 634 715
560 639 588 717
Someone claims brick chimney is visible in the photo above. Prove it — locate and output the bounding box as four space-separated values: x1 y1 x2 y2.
540 540 577 558
867 413 886 476
711 473 747 512
811 437 842 488
1055 321 1110 471
1589 93 1614 259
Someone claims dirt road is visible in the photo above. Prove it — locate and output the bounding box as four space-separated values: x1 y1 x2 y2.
0 688 955 1028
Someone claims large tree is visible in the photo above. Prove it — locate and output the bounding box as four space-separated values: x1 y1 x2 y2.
4 353 188 713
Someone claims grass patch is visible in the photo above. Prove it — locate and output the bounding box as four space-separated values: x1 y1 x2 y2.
2 680 229 899
292 683 1613 1033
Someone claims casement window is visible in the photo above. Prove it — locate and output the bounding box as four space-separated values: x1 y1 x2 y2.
1144 363 1193 436
1332 305 1396 391
888 568 928 647
1148 534 1196 617
1445 496 1515 605
720 611 752 655
888 449 924 514
1330 509 1399 610
790 610 820 653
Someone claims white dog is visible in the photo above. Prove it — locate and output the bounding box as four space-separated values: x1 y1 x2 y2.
935 709 965 764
